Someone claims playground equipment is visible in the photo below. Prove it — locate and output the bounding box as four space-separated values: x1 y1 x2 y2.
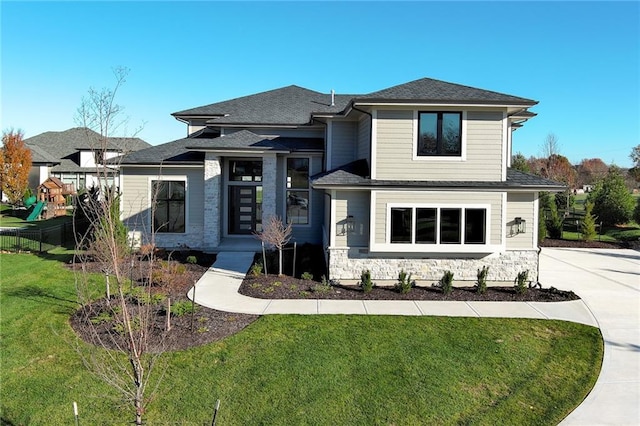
26 201 45 222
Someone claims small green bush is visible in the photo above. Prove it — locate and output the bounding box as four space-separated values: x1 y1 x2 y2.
301 272 313 281
90 310 113 325
360 269 374 293
171 300 199 316
514 270 529 294
312 276 332 294
250 262 263 276
186 255 197 264
439 271 454 295
395 270 414 294
581 201 598 241
476 266 489 295
127 286 166 305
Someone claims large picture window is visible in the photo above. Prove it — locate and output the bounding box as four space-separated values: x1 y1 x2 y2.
152 180 185 233
389 206 487 245
417 112 462 156
286 158 309 225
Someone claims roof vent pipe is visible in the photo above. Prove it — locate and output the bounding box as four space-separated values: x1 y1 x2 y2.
331 89 335 107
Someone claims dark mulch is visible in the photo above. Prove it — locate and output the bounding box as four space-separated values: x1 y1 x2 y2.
239 274 580 302
540 238 625 249
70 297 259 352
69 250 259 352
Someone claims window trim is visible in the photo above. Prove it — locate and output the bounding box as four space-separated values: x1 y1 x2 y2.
284 156 312 227
385 203 491 249
149 176 188 235
412 110 467 162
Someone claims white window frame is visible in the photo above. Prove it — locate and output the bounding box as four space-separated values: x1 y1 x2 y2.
412 110 467 162
148 175 188 235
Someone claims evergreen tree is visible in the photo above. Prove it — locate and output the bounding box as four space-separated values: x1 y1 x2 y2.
581 201 597 241
588 167 635 226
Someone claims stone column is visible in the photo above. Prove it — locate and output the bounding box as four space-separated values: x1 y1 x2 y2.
204 153 221 248
261 154 277 224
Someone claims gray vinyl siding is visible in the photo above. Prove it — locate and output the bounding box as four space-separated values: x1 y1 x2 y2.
374 109 504 181
357 114 371 163
506 192 536 250
330 121 357 169
373 191 503 245
120 166 205 245
334 190 370 248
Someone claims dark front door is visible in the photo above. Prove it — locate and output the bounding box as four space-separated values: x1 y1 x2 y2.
229 186 256 234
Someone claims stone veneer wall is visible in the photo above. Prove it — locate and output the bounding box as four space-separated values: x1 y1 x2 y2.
261 155 277 222
328 248 539 282
203 154 221 248
154 225 205 250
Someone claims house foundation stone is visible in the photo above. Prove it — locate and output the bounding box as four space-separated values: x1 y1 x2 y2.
328 248 539 283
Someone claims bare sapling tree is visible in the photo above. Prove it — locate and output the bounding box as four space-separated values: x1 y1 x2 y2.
72 67 162 425
255 215 292 276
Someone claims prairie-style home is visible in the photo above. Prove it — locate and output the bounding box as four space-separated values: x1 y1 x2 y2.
119 78 564 281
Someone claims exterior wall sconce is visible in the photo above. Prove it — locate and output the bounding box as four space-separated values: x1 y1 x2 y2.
514 217 526 234
346 215 355 234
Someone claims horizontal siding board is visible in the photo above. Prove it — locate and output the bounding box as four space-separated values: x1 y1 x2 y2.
374 191 503 245
506 192 536 249
374 109 504 181
334 190 370 247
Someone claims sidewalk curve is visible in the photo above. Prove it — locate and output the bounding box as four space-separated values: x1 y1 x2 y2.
187 248 640 425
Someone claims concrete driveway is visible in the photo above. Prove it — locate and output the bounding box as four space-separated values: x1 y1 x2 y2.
540 248 639 425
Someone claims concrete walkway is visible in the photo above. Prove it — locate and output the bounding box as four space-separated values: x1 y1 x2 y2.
188 248 640 425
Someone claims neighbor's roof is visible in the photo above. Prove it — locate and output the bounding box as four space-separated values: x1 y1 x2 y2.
172 77 537 126
24 127 150 173
311 165 566 191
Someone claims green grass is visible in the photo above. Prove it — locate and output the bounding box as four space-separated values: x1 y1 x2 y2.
1 253 604 425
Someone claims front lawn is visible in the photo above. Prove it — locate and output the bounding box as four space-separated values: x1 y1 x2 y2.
1 253 603 425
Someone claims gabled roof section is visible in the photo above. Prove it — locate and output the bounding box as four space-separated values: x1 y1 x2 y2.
355 77 537 106
172 85 353 125
25 143 59 165
24 127 150 172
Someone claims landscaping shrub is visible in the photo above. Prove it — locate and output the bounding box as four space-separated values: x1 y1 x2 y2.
301 272 313 281
439 270 454 295
312 276 332 294
515 270 529 294
581 201 598 241
170 300 199 317
546 201 563 239
476 266 489 294
588 167 635 226
186 255 197 264
250 262 263 277
395 270 414 294
359 269 374 293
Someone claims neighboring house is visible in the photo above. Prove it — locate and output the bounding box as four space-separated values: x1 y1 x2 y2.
24 127 150 192
119 77 565 281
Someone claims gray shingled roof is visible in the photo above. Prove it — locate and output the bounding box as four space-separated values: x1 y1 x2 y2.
120 130 323 165
25 143 59 165
172 85 353 125
311 167 565 191
357 77 537 105
24 127 150 172
172 78 536 127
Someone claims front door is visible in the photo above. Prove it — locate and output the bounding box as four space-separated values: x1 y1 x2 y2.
229 186 257 234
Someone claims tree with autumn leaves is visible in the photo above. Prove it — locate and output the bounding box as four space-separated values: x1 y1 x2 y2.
0 129 32 205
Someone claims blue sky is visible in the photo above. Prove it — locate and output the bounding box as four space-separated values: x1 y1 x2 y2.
1 1 638 167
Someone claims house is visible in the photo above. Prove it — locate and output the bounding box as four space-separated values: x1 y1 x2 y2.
119 78 565 281
24 127 150 193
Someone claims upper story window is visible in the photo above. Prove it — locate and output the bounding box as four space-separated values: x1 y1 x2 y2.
229 160 262 182
286 157 309 225
417 112 462 156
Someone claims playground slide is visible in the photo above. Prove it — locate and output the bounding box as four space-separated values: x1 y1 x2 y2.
26 201 45 222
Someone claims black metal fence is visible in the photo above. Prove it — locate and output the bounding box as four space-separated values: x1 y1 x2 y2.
0 221 81 253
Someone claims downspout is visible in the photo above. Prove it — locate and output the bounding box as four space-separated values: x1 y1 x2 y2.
323 191 332 279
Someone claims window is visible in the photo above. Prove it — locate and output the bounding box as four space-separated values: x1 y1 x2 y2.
417 112 462 156
389 206 487 245
286 158 309 225
152 180 185 233
229 160 262 182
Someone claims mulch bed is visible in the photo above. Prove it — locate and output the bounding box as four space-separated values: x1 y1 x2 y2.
540 238 626 249
239 274 580 302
